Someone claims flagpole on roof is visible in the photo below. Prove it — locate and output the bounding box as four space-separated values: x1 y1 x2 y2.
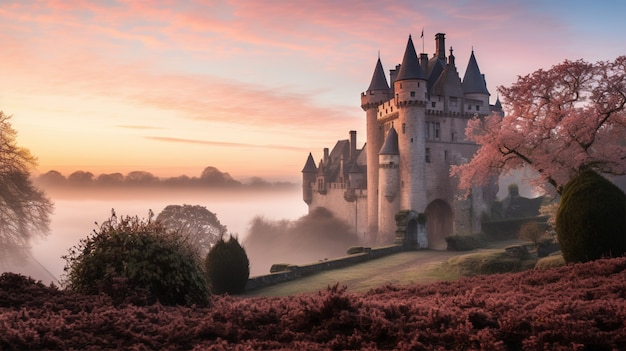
421 28 424 53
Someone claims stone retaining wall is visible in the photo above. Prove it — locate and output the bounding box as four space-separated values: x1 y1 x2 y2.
245 245 403 291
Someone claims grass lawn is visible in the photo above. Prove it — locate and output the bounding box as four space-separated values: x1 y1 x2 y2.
243 239 532 297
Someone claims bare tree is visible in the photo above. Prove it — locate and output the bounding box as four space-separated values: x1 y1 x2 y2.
0 112 53 258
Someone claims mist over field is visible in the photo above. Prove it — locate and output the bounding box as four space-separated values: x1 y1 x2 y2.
8 185 307 282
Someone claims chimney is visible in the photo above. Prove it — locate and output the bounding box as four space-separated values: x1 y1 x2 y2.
349 130 357 160
323 147 329 164
420 53 429 76
435 33 446 60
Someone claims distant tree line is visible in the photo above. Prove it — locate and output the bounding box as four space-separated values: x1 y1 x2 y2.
35 166 296 189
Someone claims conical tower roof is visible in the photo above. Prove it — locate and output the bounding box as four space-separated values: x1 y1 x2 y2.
366 57 389 91
379 126 399 155
301 153 317 173
395 35 426 81
462 50 489 95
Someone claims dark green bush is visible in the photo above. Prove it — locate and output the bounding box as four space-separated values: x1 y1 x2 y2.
62 212 210 306
556 169 626 263
445 233 486 251
205 235 250 294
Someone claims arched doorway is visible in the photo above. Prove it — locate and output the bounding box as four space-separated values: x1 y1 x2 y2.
425 199 453 250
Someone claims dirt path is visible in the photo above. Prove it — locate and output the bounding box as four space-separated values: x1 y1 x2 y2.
243 249 466 297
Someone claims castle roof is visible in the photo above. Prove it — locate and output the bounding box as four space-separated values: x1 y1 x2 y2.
426 56 446 92
301 152 317 173
494 96 502 109
462 51 490 95
395 35 426 81
379 126 399 155
367 57 389 91
433 52 464 97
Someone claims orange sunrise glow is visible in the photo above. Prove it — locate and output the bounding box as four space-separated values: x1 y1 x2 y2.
1 0 624 181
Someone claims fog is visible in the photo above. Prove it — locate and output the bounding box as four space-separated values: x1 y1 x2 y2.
10 186 307 283
244 207 364 275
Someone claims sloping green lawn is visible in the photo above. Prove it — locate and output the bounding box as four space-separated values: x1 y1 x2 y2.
243 240 530 297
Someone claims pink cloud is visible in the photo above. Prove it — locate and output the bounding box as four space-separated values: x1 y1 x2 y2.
146 136 310 152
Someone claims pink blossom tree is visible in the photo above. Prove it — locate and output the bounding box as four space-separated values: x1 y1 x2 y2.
451 56 626 194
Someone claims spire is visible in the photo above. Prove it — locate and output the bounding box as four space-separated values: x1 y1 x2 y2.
301 153 317 173
366 57 389 92
379 126 399 155
462 50 490 95
494 94 502 109
395 35 426 81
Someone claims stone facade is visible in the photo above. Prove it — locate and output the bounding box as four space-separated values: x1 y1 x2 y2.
303 33 500 248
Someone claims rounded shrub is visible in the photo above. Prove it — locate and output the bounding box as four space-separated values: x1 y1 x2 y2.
556 169 626 263
62 212 210 306
205 235 250 294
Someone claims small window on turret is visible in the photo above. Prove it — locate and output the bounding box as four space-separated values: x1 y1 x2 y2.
410 91 415 97
402 123 406 134
431 102 436 108
476 105 480 110
425 148 431 163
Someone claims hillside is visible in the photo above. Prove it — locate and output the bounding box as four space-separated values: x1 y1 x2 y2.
2 257 626 350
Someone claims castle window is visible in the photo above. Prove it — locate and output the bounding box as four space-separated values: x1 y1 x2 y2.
402 123 406 134
444 150 449 162
426 121 440 140
476 105 480 111
431 102 436 108
425 148 431 163
410 91 415 97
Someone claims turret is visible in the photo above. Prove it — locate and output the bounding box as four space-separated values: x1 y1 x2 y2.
378 126 400 243
393 35 427 105
394 35 428 213
361 57 390 240
462 50 490 113
301 153 317 205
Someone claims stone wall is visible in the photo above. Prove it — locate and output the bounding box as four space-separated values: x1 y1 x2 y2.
245 245 403 291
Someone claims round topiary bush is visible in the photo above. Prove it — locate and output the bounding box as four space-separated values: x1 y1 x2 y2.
205 235 250 294
556 169 626 263
62 212 210 306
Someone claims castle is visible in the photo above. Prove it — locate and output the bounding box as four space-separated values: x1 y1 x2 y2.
302 33 500 249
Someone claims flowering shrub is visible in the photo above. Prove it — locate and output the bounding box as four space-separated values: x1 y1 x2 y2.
2 257 626 349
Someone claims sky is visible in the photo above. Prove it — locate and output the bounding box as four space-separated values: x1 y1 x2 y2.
1 0 625 182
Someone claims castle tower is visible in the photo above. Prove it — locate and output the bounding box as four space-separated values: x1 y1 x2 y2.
393 35 428 212
378 126 400 243
361 57 390 241
462 50 490 108
301 153 317 205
